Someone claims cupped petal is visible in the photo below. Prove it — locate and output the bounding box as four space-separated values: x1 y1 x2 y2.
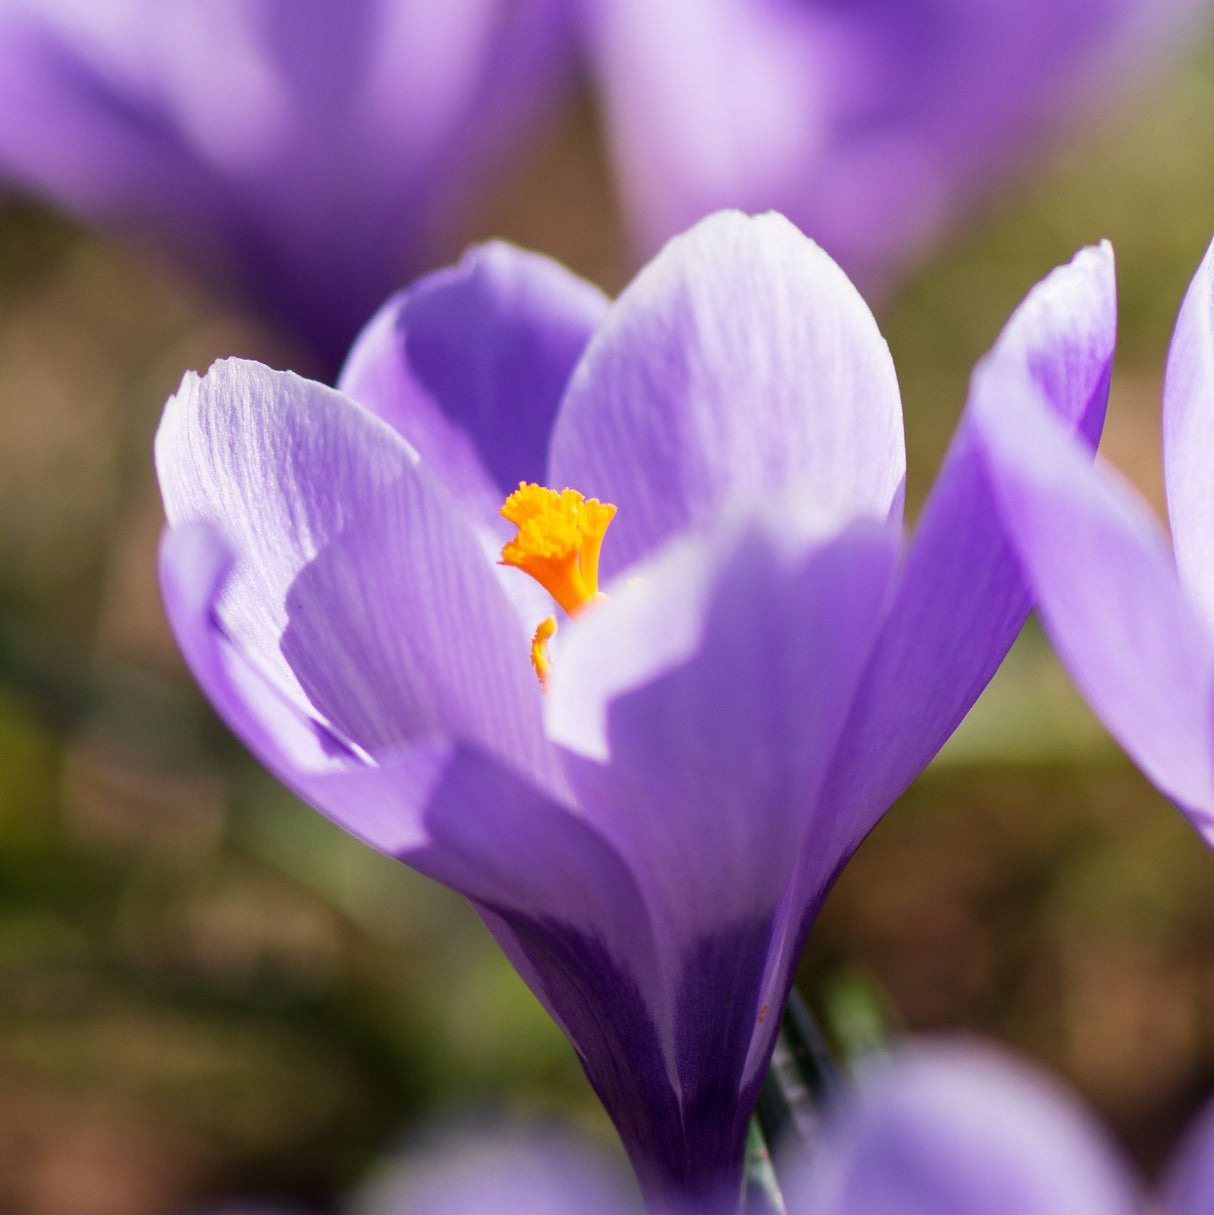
974 376 1214 835
1164 234 1214 627
337 241 609 527
1164 1090 1214 1215
815 243 1116 857
547 211 905 577
548 502 901 1193
156 357 562 793
163 519 682 1203
785 1042 1140 1215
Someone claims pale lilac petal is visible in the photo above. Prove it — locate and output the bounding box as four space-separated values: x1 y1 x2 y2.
548 505 900 1191
548 211 905 577
1164 235 1214 627
974 377 1214 835
155 358 561 792
786 1043 1139 1215
160 521 447 857
1165 1091 1214 1215
815 244 1115 857
337 241 608 527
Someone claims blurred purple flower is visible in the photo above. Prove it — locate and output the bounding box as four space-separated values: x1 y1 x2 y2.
0 0 1199 366
584 0 1205 284
789 1041 1214 1215
973 235 1214 849
0 0 572 373
154 211 1113 1207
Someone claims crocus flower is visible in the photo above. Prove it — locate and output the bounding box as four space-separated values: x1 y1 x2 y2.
0 0 572 373
791 1041 1214 1215
155 211 1114 1208
972 235 1214 849
584 0 1205 283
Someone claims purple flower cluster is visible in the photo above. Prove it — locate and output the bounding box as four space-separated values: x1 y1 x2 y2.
155 210 1114 1204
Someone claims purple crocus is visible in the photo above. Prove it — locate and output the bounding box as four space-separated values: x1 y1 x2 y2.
0 0 571 373
791 1041 1214 1215
973 235 1214 850
584 0 1205 284
155 211 1114 1207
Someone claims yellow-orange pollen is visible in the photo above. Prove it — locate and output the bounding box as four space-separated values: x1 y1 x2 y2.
499 482 617 690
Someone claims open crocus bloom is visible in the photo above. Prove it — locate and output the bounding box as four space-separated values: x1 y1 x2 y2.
156 212 1114 1207
790 1041 1214 1215
0 0 571 372
974 235 1214 850
585 0 1204 284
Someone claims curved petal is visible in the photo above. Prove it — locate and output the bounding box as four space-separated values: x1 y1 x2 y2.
548 503 900 1192
156 357 562 793
1164 234 1214 627
160 520 449 857
785 1043 1140 1215
337 241 609 527
1165 1091 1214 1215
974 376 1214 835
815 243 1116 857
547 211 905 578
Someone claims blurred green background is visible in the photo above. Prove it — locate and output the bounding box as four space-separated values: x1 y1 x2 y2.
4 34 1214 1215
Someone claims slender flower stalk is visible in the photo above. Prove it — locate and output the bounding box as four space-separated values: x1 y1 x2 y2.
156 211 1114 1207
973 234 1214 851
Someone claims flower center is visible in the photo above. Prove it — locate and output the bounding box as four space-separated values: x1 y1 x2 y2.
500 482 617 690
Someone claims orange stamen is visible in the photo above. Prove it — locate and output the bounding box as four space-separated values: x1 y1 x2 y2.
500 483 617 616
531 616 557 691
500 482 617 690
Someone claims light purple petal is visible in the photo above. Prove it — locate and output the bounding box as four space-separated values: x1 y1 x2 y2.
548 211 905 577
1165 1091 1214 1215
337 241 609 528
155 357 562 794
547 504 900 1191
974 374 1214 836
786 1042 1140 1215
815 243 1115 859
1164 234 1214 627
160 520 448 857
